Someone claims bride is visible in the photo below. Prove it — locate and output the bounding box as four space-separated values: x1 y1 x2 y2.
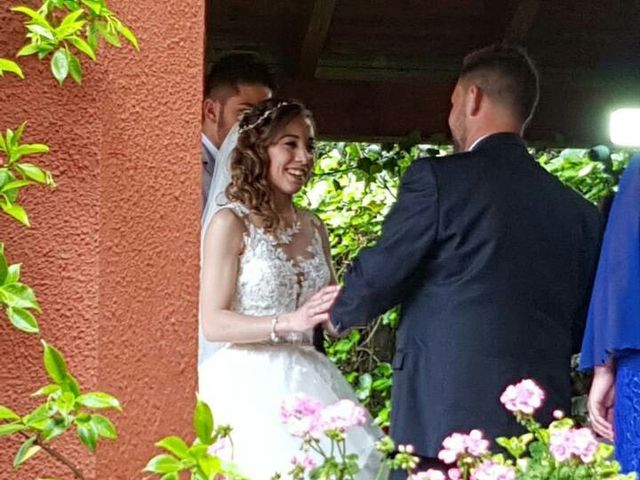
198 98 384 479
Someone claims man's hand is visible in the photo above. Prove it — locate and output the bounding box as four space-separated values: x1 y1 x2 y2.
588 363 615 441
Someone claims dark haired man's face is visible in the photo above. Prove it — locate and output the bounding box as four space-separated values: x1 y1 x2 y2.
448 81 468 152
204 83 271 148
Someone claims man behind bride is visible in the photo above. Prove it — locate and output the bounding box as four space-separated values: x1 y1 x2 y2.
327 44 602 477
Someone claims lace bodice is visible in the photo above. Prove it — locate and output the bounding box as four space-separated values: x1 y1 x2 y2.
223 203 331 343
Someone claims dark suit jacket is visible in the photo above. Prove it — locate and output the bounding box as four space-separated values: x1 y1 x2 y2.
330 133 601 457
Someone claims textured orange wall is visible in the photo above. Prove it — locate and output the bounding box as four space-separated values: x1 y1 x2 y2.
0 0 202 478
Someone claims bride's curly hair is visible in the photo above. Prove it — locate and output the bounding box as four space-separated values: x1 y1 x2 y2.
226 98 315 234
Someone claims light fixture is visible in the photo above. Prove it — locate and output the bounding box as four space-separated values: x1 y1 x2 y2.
609 108 640 147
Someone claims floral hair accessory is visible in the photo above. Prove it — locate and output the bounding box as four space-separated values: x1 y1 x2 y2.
238 101 291 133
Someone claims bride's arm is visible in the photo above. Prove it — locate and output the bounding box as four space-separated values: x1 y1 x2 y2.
200 209 339 342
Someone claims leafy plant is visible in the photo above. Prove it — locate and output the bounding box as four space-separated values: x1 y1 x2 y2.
0 122 55 227
430 379 635 480
0 243 41 333
12 0 138 84
0 0 138 477
144 398 246 480
0 341 121 477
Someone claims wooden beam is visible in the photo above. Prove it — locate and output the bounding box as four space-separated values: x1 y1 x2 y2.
504 0 540 44
280 77 637 146
299 0 337 79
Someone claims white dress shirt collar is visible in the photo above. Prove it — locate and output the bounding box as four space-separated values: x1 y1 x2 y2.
201 133 219 161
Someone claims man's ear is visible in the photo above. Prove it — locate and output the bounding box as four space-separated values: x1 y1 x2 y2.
203 98 220 124
465 84 483 118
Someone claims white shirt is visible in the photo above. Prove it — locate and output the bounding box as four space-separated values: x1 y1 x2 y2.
202 133 218 208
468 134 490 151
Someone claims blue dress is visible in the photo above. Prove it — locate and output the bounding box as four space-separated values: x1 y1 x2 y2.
580 154 640 474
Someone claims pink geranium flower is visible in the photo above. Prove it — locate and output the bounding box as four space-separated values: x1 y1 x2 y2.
499 379 545 415
408 469 446 480
437 430 490 464
471 460 516 480
290 452 317 470
280 395 324 438
319 399 367 433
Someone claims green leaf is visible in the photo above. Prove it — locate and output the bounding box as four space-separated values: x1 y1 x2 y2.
197 455 221 478
16 44 39 57
156 436 190 460
77 422 98 451
144 454 181 474
86 23 99 52
32 384 60 398
6 306 39 334
16 163 54 186
0 283 40 310
81 0 104 15
13 436 40 468
1 180 34 193
58 9 85 29
67 51 82 83
0 423 25 437
42 341 68 384
5 264 21 285
96 22 121 47
0 250 7 284
50 49 69 84
67 36 96 61
23 404 51 429
0 405 20 421
76 392 122 411
26 24 56 41
160 473 179 480
61 373 81 397
13 144 50 158
0 201 30 226
41 418 68 441
11 7 52 28
13 122 27 147
114 21 139 50
193 399 213 445
0 59 24 79
56 391 76 415
90 414 117 439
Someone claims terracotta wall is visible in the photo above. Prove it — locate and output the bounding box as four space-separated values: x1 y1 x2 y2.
0 0 202 478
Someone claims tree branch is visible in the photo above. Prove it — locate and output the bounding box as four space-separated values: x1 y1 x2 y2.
19 431 86 480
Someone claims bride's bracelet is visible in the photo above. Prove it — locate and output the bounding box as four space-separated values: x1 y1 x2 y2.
270 315 282 343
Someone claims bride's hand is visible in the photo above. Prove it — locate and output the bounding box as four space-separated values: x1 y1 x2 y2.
279 285 340 333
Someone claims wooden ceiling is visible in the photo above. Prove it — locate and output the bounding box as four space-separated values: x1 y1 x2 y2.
206 0 640 146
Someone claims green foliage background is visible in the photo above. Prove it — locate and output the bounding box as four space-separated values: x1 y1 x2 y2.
297 142 633 428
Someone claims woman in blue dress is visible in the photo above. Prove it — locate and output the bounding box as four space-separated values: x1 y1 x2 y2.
580 153 640 474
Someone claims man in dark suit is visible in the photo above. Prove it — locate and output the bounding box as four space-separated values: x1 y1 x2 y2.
327 44 601 476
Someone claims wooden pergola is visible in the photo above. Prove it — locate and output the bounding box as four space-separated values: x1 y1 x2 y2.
206 0 640 146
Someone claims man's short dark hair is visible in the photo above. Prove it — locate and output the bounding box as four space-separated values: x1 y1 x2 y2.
460 44 539 126
205 53 276 100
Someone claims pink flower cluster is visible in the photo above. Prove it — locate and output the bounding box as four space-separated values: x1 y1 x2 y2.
280 395 367 439
549 427 599 464
471 460 516 480
290 452 317 471
408 470 447 480
499 379 545 415
437 430 490 464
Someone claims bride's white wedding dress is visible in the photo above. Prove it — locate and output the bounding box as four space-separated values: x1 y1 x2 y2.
198 202 384 479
